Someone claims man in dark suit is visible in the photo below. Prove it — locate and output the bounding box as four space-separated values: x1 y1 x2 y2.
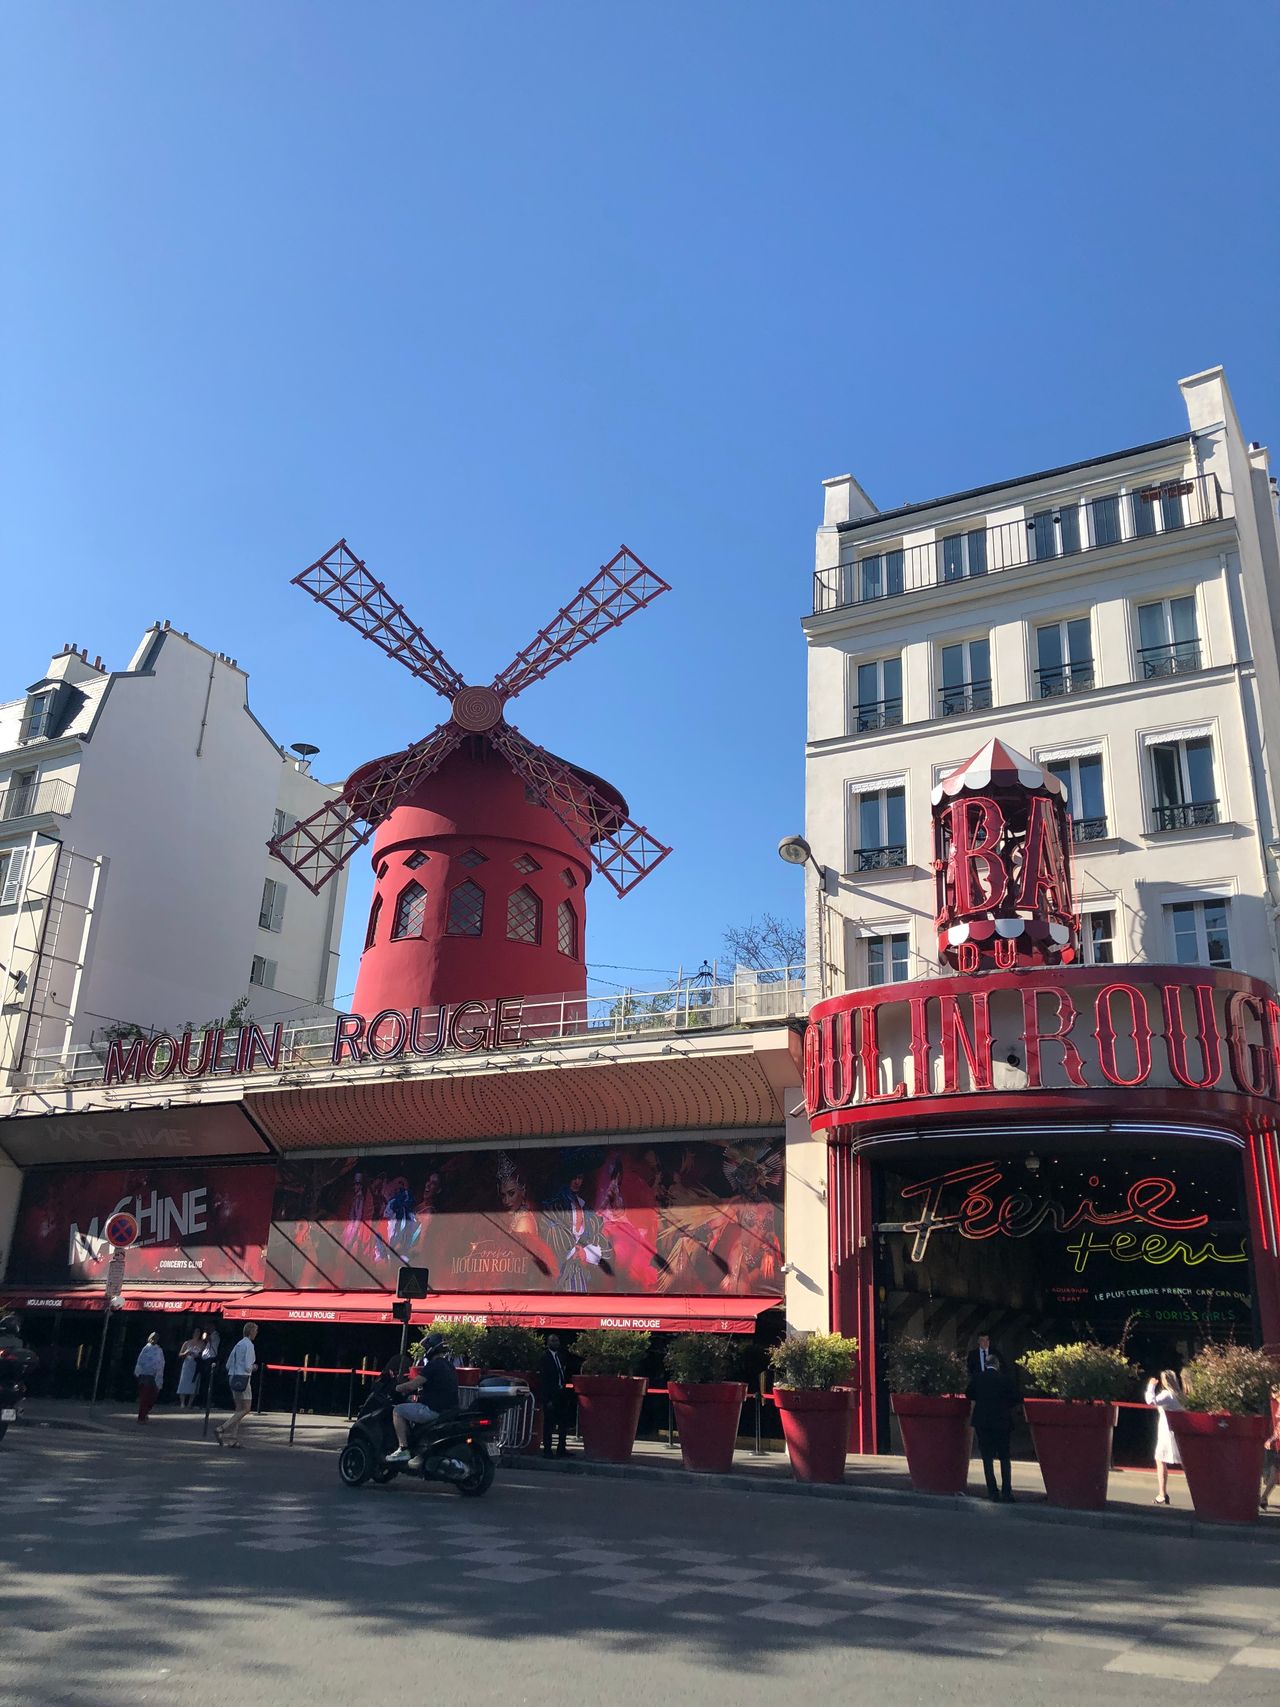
540 1334 569 1458
967 1333 998 1377
966 1352 1022 1502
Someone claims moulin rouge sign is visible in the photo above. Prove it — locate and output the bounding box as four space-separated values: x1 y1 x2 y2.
102 998 528 1087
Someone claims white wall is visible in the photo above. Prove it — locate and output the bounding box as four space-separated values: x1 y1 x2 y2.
782 1095 828 1331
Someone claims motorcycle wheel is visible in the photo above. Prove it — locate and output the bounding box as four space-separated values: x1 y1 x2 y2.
0 1422 7 1443
371 1465 397 1485
456 1447 495 1497
339 1440 374 1488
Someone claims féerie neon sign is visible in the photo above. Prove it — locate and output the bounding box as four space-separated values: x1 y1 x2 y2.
898 1160 1247 1272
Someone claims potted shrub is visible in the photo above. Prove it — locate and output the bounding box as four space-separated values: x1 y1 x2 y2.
480 1319 543 1381
571 1329 650 1462
769 1332 857 1484
664 1334 746 1474
1169 1345 1280 1525
426 1318 488 1386
885 1338 968 1495
1018 1342 1138 1511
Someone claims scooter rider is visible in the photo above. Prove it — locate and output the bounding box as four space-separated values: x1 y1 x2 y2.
384 1334 460 1465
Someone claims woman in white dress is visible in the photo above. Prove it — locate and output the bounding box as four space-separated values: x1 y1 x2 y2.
1146 1369 1184 1505
176 1333 202 1408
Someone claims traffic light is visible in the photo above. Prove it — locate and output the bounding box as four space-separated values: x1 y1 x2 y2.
391 1300 412 1325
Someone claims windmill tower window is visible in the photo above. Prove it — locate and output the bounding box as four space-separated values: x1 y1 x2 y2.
391 880 428 941
508 885 541 945
557 900 577 957
405 850 428 870
364 894 382 950
513 853 541 874
458 849 487 869
446 880 485 937
561 868 576 888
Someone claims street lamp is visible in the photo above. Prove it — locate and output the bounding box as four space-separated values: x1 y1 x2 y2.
777 835 832 998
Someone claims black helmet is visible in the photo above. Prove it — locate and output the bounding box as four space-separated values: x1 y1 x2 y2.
421 1333 448 1359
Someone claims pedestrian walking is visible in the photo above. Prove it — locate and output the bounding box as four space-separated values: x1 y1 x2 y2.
966 1350 1021 1502
176 1332 203 1408
1145 1369 1183 1505
134 1333 165 1423
540 1333 569 1457
197 1327 221 1408
1259 1409 1278 1512
216 1323 258 1449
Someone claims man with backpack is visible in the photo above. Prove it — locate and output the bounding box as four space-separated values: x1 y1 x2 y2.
216 1322 258 1449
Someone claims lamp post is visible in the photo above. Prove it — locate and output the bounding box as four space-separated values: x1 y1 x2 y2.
778 835 834 1000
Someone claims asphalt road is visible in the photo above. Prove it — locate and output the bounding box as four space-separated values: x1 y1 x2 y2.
2 1425 1280 1707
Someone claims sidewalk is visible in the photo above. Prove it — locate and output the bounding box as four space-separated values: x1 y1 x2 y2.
21 1398 1280 1543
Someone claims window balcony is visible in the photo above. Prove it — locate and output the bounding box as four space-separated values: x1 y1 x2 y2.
854 698 903 732
938 680 993 718
1071 815 1109 843
813 471 1225 614
857 843 907 871
1037 662 1095 698
1138 641 1202 679
1152 799 1218 832
0 778 72 823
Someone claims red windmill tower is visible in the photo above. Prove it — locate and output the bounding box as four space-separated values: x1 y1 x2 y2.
267 540 671 1020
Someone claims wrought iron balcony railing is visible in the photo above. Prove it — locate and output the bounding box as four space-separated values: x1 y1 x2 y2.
856 844 908 871
813 471 1225 614
938 680 993 718
1152 799 1218 832
1037 662 1095 698
854 699 903 732
1071 816 1109 843
0 778 73 822
1138 641 1202 679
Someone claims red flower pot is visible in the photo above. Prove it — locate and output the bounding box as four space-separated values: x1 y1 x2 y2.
1168 1411 1269 1525
670 1381 746 1474
890 1393 970 1494
575 1374 646 1463
1023 1399 1117 1510
775 1387 852 1484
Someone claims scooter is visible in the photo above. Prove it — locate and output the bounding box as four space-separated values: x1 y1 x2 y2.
0 1316 38 1443
338 1376 527 1496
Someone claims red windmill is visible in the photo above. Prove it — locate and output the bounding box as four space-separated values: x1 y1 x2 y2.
267 540 672 1020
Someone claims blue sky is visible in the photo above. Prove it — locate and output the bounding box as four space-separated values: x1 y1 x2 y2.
3 4 1278 1010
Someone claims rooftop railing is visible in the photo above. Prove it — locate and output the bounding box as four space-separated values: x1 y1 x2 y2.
813 472 1225 615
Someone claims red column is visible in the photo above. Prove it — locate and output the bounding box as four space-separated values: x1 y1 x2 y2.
829 1141 878 1453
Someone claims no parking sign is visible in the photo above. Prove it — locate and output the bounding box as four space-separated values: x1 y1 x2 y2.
104 1211 139 1249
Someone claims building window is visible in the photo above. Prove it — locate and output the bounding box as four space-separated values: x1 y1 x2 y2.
507 885 541 944
938 529 987 583
1027 503 1082 560
1137 595 1200 678
855 656 903 732
1081 910 1115 965
459 848 488 869
867 932 909 986
405 851 428 870
271 808 296 842
20 693 56 742
1089 493 1122 548
855 786 907 870
1035 618 1094 697
364 894 382 950
557 900 577 957
1149 736 1218 831
0 847 25 906
1166 899 1231 968
513 853 541 874
259 877 286 932
3 769 38 821
1046 754 1107 841
391 880 428 941
446 880 484 937
857 547 904 602
249 955 277 988
938 638 991 717
561 868 576 888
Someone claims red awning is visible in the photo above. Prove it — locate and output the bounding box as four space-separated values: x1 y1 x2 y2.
0 1289 238 1315
219 1290 781 1334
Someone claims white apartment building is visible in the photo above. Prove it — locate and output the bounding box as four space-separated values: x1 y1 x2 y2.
0 622 349 1087
803 366 1280 996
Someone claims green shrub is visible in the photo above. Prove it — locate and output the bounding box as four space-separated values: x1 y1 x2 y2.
571 1328 650 1376
420 1319 488 1366
664 1333 740 1385
884 1336 965 1397
1180 1344 1280 1417
481 1319 544 1373
770 1332 857 1391
1017 1342 1138 1403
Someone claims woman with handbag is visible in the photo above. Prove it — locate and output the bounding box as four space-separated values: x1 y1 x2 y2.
216 1323 258 1449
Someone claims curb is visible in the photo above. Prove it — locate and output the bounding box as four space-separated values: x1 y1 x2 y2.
515 1451 1280 1546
